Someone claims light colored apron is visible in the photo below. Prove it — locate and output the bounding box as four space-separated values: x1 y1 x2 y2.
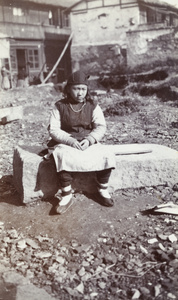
52 143 116 172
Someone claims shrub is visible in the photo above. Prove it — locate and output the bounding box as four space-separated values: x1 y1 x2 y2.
104 98 141 116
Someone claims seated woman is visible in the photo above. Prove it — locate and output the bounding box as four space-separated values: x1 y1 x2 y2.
48 70 116 214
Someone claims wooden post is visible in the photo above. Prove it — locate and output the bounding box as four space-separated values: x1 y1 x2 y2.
8 56 13 88
42 32 73 84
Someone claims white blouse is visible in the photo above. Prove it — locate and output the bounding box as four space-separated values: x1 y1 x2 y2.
49 104 106 146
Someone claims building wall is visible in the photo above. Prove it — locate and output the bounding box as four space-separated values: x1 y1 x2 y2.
70 1 178 74
70 4 139 73
71 5 139 45
127 27 178 68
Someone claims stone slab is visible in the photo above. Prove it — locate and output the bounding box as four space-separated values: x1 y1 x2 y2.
13 144 178 204
0 106 23 124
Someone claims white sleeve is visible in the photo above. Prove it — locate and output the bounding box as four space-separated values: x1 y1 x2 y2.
86 104 106 143
49 107 76 145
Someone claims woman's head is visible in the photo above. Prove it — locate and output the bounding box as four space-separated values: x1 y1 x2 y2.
68 84 87 103
64 71 91 102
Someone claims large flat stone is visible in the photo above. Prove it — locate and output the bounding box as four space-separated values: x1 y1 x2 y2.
13 144 178 204
0 106 23 124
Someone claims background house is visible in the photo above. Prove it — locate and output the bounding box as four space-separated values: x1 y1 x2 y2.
0 0 72 86
69 0 178 74
1 0 178 86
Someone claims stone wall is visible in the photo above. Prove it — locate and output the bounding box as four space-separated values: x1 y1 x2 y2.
71 27 178 74
127 26 178 68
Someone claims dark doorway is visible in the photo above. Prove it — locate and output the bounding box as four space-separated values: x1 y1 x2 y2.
16 49 27 72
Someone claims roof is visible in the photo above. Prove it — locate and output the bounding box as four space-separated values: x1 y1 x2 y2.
14 0 178 11
20 0 79 8
139 0 178 9
68 0 178 11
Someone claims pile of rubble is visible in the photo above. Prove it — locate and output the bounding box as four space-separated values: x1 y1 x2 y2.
0 205 178 299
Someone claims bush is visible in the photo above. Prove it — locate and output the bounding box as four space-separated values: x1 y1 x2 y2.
104 98 141 116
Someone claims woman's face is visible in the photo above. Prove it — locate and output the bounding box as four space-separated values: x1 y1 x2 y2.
69 84 88 103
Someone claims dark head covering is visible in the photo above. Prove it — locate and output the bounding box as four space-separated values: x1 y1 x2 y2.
67 70 89 86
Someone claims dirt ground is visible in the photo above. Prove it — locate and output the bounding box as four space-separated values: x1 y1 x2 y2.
0 73 178 299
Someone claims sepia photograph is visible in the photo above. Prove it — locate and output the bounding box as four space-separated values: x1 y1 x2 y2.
0 0 178 299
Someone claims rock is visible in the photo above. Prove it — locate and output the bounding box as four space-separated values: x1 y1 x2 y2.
78 267 86 277
167 292 177 299
172 192 178 198
75 282 84 294
26 238 39 249
7 229 18 239
139 287 150 295
17 240 27 250
132 289 141 299
13 146 56 203
154 284 161 297
0 106 23 124
13 144 178 203
148 238 158 244
168 234 177 243
64 287 79 297
159 243 166 251
158 233 168 241
3 237 10 243
157 250 170 261
90 292 98 298
81 272 92 281
35 252 52 259
82 260 90 267
140 245 148 254
103 253 117 264
173 183 178 191
56 256 65 264
98 281 106 289
169 259 178 268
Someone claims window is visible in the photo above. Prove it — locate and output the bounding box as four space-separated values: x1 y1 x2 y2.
146 8 165 24
13 7 24 16
10 49 17 70
62 11 70 27
39 10 49 25
28 49 39 69
48 10 53 25
12 7 26 23
26 9 40 24
3 6 12 22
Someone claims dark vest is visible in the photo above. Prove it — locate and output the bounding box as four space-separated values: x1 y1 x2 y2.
55 98 97 141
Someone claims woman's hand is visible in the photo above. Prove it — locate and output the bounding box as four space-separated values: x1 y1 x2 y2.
80 139 90 150
71 140 83 150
